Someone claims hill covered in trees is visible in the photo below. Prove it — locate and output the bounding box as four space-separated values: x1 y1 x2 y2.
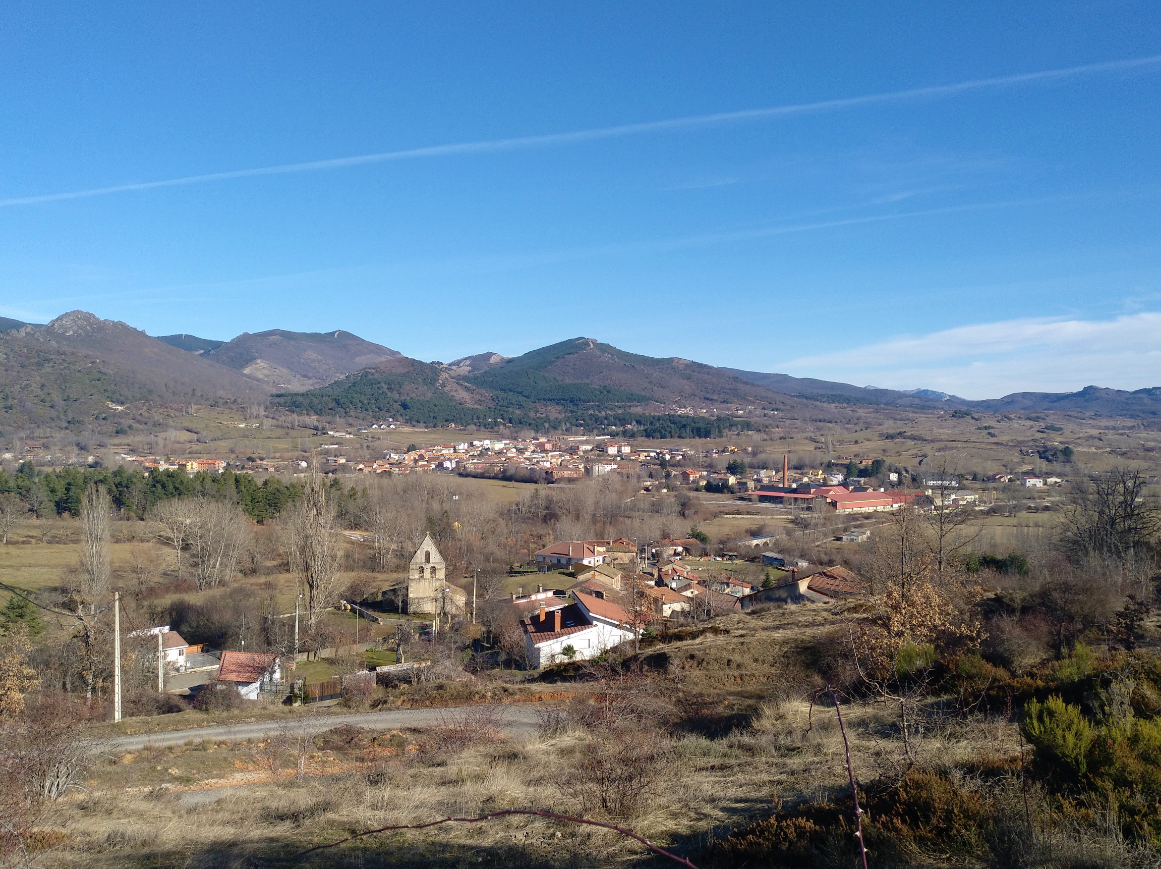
271 338 781 435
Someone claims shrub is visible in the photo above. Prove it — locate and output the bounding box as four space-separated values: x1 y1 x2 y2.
878 769 992 860
557 729 669 822
1049 643 1095 683
1024 695 1095 777
894 642 936 678
712 770 995 867
946 652 1009 706
340 671 376 706
191 684 246 713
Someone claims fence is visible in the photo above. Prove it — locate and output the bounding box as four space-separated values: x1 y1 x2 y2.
258 680 291 702
303 678 342 704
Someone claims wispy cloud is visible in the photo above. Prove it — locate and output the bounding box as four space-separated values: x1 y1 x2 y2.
667 175 744 191
3 54 1159 208
778 312 1161 399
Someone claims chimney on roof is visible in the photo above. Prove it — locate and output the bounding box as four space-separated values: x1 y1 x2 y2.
553 609 562 631
538 584 543 593
539 603 547 624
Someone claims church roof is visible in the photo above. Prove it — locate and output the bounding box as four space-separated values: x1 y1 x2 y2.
409 533 445 567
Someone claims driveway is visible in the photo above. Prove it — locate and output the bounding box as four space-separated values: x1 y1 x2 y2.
99 704 544 752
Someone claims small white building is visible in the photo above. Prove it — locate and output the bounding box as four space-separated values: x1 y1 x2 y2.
520 594 638 668
129 625 189 666
1024 478 1045 488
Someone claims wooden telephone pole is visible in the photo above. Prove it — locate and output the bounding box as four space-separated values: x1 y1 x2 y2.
113 592 122 722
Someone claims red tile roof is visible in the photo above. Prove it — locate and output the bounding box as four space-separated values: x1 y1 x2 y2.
807 566 864 597
216 651 279 684
645 585 687 605
570 579 614 599
573 592 634 628
535 541 599 560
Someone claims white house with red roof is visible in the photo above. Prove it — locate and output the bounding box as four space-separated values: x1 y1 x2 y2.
215 651 281 700
520 594 639 668
534 541 607 572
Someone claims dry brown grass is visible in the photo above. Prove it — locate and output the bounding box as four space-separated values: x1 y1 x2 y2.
21 601 1030 868
29 694 1022 868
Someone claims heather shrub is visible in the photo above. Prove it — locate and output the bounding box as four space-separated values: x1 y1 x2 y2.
1023 694 1095 777
712 769 994 868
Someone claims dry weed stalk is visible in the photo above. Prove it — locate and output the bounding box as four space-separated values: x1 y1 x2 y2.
829 685 869 869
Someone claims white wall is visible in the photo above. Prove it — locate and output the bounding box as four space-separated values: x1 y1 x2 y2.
527 621 634 668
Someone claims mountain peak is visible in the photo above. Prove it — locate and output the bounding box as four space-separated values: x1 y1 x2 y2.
44 310 111 337
443 352 508 376
205 328 401 389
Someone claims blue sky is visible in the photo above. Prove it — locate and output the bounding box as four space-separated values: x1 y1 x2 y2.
2 2 1160 399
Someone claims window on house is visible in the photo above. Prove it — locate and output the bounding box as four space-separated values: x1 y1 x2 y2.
425 551 431 564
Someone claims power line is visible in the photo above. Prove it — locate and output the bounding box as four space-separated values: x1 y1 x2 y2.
0 579 114 620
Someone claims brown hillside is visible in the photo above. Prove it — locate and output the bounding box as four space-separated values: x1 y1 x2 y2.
9 311 269 402
206 328 401 389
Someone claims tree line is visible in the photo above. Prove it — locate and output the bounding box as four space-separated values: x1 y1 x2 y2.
0 463 302 522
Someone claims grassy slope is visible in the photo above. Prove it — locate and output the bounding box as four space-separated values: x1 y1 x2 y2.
45 602 1025 868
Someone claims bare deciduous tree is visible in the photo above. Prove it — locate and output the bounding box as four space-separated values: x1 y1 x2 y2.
186 498 250 591
285 468 343 629
0 693 92 861
64 484 114 701
0 494 26 546
362 482 404 572
851 504 981 758
78 484 111 601
1063 467 1160 566
922 459 980 585
152 497 196 578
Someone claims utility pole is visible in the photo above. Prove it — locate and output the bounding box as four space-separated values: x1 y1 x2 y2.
294 595 300 659
158 629 164 693
472 569 478 624
113 592 121 723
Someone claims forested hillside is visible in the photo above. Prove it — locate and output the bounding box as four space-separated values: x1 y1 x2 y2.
0 338 151 431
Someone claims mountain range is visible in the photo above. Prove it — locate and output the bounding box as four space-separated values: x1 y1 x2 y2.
0 311 1157 434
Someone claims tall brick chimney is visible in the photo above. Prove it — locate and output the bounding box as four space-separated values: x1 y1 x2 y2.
553 609 562 631
539 603 546 624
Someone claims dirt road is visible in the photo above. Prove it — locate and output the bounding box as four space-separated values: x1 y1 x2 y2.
99 704 544 752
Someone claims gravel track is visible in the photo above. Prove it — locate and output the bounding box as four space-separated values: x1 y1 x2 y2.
99 704 543 752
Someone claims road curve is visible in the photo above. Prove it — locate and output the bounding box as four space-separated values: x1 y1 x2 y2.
99 704 544 753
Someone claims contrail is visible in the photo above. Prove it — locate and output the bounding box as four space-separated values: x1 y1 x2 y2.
4 54 1159 207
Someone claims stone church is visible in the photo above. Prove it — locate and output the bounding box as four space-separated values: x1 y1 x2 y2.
407 534 446 615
